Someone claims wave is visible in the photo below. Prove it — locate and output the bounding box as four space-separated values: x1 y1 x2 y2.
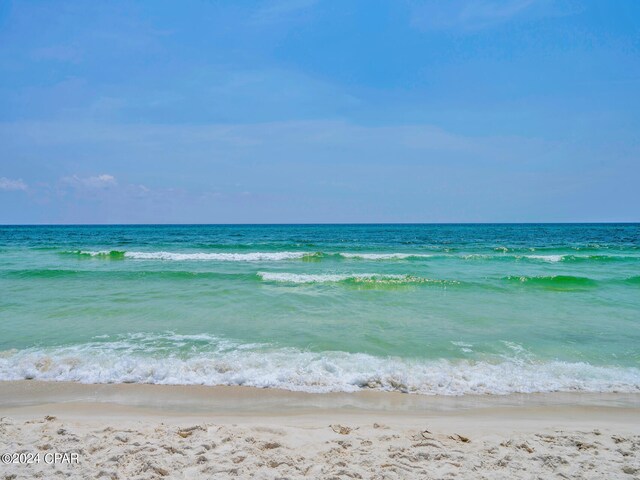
3 268 84 279
338 253 433 260
463 253 639 263
257 272 458 286
1 333 638 395
2 269 255 281
70 250 315 261
523 254 565 262
71 250 127 259
504 275 598 290
491 245 640 254
61 250 640 264
524 254 639 263
66 250 435 262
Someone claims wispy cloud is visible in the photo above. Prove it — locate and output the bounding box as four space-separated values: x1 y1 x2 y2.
31 44 83 63
0 177 28 191
410 0 539 31
0 118 633 222
249 0 318 25
61 173 117 189
0 119 551 164
56 174 161 200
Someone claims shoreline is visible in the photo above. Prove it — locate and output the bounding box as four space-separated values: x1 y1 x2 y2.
2 380 639 419
1 381 639 478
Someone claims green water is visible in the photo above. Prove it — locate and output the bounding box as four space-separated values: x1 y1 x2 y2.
0 224 638 394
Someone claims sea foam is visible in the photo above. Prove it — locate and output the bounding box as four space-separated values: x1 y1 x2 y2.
257 272 455 285
72 250 434 261
524 254 565 262
339 253 433 260
67 250 640 263
1 333 638 395
77 251 312 261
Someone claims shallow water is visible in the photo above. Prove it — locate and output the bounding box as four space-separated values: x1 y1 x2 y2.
0 224 639 395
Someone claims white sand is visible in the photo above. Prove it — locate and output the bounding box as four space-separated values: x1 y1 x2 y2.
0 381 639 479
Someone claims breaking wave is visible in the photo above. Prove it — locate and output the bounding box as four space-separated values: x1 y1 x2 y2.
71 250 314 261
504 275 598 290
257 272 458 286
523 254 639 263
63 250 640 264
338 253 433 260
1 333 638 395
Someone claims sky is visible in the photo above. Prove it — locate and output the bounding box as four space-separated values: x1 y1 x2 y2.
0 0 639 224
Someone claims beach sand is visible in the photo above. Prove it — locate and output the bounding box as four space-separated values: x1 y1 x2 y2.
0 381 639 479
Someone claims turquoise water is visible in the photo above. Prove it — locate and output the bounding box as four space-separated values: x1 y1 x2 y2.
0 224 639 395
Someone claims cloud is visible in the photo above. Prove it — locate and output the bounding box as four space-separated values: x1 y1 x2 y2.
31 45 83 63
0 119 555 170
62 173 117 189
249 0 318 25
57 174 159 200
410 0 539 31
0 177 28 191
0 118 634 222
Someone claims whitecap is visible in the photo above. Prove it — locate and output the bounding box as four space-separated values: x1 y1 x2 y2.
256 272 452 285
525 254 564 262
339 253 433 260
1 333 638 395
77 251 312 261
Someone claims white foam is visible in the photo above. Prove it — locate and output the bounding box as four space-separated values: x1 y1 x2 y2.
76 250 436 261
257 272 390 283
462 254 490 260
257 272 444 284
1 333 638 395
339 253 433 260
451 341 474 353
525 254 564 262
79 251 312 261
74 250 584 263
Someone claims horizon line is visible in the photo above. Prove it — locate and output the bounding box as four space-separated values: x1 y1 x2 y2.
1 222 639 227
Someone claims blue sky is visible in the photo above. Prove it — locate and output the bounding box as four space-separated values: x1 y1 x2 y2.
0 0 638 223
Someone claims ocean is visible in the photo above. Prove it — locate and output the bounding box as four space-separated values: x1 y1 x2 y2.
0 224 638 395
